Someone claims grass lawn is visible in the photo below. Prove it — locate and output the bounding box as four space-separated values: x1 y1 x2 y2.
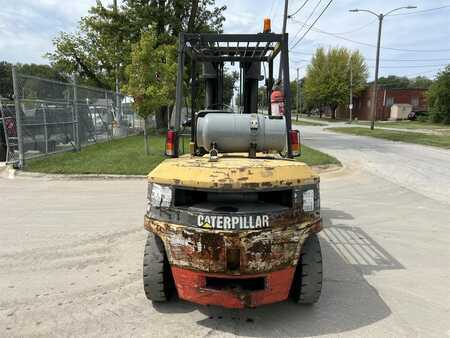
301 116 346 123
25 134 340 175
328 127 450 149
25 135 167 175
293 120 327 127
298 145 340 166
355 120 450 131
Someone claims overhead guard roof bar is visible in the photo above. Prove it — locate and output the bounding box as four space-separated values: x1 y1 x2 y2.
182 33 283 63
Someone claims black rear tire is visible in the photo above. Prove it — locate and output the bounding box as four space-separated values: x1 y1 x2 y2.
143 233 174 302
290 233 323 304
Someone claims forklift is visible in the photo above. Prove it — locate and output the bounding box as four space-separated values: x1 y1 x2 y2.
143 21 323 308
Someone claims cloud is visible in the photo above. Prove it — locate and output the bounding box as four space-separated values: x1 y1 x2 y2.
0 0 115 64
1 0 448 79
284 0 450 79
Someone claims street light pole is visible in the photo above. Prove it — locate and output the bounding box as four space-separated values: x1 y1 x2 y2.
349 6 417 130
349 56 353 123
371 15 383 130
296 67 300 121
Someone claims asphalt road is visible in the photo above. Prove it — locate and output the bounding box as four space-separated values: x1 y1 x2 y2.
1 127 450 337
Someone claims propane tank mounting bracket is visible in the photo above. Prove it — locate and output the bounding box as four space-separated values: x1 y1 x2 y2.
209 143 219 162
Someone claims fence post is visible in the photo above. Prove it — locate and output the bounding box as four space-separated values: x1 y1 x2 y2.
42 104 49 154
71 73 81 151
11 66 24 168
105 90 111 141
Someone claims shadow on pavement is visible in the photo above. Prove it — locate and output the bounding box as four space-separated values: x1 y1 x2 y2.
153 208 403 337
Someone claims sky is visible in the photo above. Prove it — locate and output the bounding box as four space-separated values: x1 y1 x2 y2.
0 0 449 81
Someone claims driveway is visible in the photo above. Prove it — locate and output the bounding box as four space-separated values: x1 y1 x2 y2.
299 125 450 204
1 129 449 337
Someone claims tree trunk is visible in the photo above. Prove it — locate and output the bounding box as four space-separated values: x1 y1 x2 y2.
187 0 199 32
331 105 337 119
143 117 149 155
155 106 168 130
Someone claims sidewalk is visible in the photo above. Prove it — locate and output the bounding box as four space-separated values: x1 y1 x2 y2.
296 118 447 135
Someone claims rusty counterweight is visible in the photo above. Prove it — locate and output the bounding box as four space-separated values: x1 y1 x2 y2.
144 216 321 274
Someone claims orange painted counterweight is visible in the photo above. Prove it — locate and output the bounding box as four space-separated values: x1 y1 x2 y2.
171 266 295 309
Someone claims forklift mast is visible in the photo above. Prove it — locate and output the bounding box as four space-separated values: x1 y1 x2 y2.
172 32 293 157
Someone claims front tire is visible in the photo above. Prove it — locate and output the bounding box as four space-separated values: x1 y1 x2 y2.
143 233 174 302
290 233 323 304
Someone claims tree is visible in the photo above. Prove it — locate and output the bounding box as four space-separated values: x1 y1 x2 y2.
0 61 67 99
47 0 226 134
47 2 132 89
126 30 177 153
371 75 433 89
411 76 433 89
375 75 410 89
223 71 239 107
427 66 450 124
289 78 305 114
0 62 13 99
122 0 226 126
303 47 368 119
47 0 226 89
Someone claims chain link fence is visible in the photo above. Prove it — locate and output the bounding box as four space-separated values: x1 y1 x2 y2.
0 67 143 167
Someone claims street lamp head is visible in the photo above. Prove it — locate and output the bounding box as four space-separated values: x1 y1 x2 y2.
406 6 417 9
349 9 359 12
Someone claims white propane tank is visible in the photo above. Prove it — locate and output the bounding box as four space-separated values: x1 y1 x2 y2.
196 113 287 153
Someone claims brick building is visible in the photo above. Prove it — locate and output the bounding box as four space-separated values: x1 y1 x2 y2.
338 86 428 120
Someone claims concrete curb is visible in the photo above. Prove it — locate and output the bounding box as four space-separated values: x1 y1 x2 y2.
3 163 342 181
10 169 146 180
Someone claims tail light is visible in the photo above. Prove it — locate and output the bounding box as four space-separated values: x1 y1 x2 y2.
289 130 301 157
165 129 178 157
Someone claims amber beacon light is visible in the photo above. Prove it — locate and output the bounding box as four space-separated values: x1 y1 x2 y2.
263 17 271 33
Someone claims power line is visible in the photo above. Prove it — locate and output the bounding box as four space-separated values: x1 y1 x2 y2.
404 68 442 78
290 0 323 43
288 0 310 18
289 50 450 62
288 49 450 66
331 18 377 35
389 5 450 17
272 0 282 22
290 50 315 55
290 21 450 52
290 0 334 49
380 64 449 69
367 58 450 62
269 0 277 17
291 17 376 35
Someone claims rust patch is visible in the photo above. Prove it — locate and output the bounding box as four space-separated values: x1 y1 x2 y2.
144 217 321 274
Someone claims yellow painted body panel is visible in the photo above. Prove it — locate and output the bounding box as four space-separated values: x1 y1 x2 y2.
148 155 318 189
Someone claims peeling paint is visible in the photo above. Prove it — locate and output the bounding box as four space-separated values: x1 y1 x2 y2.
145 217 321 274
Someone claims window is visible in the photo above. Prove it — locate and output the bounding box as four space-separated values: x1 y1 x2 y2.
411 97 419 106
386 97 394 106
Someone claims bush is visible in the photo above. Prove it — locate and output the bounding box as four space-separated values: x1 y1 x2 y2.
427 66 450 124
417 115 429 123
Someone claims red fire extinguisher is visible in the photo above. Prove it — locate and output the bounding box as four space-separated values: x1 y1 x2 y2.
271 89 285 116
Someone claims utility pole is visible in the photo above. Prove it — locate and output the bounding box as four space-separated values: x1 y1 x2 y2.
349 6 417 130
349 57 353 123
371 15 383 130
296 67 300 121
278 0 289 81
